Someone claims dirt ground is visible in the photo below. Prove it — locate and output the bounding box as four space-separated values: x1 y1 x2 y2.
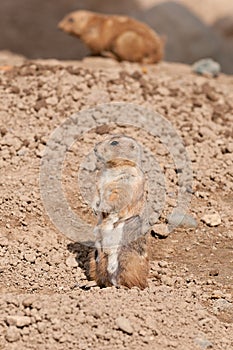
0 54 233 349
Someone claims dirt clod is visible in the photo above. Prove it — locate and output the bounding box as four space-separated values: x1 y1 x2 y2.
201 213 222 226
5 326 20 342
116 317 134 335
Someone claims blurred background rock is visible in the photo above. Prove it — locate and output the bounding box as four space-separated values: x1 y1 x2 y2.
0 0 233 73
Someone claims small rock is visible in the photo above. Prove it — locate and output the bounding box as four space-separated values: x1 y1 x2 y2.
0 127 7 136
37 321 47 333
0 236 9 246
158 260 168 268
161 276 173 286
53 331 63 341
211 290 224 299
206 279 214 285
168 212 197 229
32 300 42 310
65 255 78 268
22 296 36 307
5 326 20 342
192 58 221 77
85 89 110 106
5 296 19 307
157 87 170 96
95 124 111 135
17 147 27 156
24 252 36 263
202 83 219 101
6 315 31 327
139 329 147 337
81 159 96 172
95 328 107 339
194 335 213 349
46 96 58 106
201 213 221 227
167 340 178 348
199 318 211 327
152 223 170 238
3 135 22 150
116 316 133 335
213 299 233 314
209 269 219 277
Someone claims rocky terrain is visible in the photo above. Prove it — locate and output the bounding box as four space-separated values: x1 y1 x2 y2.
0 54 233 349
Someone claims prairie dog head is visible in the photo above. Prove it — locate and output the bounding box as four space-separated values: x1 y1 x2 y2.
94 135 142 166
58 10 93 36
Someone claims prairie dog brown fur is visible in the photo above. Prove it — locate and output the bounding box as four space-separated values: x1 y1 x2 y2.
90 135 149 289
93 135 145 219
58 10 164 64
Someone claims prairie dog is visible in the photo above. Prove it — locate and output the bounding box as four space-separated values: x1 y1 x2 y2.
58 10 164 64
93 135 145 219
90 135 149 289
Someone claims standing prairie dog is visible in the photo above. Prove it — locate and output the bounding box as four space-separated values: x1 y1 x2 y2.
93 135 145 219
58 10 164 64
90 135 149 289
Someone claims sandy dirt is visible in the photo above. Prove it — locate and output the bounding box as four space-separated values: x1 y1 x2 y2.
0 55 233 349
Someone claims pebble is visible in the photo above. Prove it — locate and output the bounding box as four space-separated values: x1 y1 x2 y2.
24 252 36 263
5 296 19 307
115 316 133 335
211 290 225 299
161 276 173 287
81 159 96 172
168 212 197 229
209 269 219 277
46 96 58 105
194 335 213 349
158 260 168 268
213 298 233 314
157 87 170 96
5 326 20 342
85 89 110 106
3 135 22 150
192 58 221 77
65 255 78 268
37 321 47 333
201 213 221 227
22 296 36 307
152 223 170 238
0 236 9 246
6 315 31 327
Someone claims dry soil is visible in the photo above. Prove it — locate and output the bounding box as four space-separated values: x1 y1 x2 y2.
0 55 233 350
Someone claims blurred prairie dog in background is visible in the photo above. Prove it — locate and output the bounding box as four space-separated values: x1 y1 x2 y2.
90 135 149 289
58 10 164 64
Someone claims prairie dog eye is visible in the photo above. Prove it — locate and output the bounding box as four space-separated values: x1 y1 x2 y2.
68 17 74 23
110 140 119 146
